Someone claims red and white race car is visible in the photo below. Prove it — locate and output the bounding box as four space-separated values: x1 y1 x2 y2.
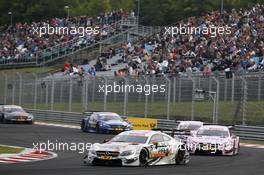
187 125 239 156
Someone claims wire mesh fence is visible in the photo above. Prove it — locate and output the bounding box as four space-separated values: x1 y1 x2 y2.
0 73 263 126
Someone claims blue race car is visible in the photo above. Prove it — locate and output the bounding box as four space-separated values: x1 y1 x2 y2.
81 112 133 133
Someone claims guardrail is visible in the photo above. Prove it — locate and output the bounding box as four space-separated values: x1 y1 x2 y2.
26 109 264 141
27 109 84 125
234 125 264 141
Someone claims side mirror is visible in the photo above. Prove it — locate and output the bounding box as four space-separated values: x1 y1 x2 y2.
231 133 236 138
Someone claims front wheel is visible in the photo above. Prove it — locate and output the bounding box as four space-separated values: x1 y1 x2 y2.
81 120 86 132
2 117 9 124
95 123 100 133
233 140 240 155
175 149 189 165
139 149 149 166
0 115 3 123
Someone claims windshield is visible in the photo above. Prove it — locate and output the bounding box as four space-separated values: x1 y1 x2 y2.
4 107 24 113
179 124 202 130
99 115 122 121
111 135 148 144
196 129 229 138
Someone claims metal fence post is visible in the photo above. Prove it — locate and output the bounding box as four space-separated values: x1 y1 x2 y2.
45 81 49 108
16 73 23 106
151 77 155 103
241 77 247 125
2 73 7 104
209 76 212 92
231 74 235 104
99 43 102 54
69 77 73 112
92 78 95 103
85 78 89 110
137 83 142 102
178 78 182 102
12 83 15 105
103 77 108 111
144 76 149 118
165 76 171 120
212 77 220 124
50 74 55 111
173 77 176 104
123 77 128 116
190 77 195 121
81 78 86 111
224 78 227 101
258 75 262 101
198 77 201 88
32 73 38 110
40 81 43 104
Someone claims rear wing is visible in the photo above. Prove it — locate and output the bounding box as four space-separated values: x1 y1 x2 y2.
203 123 234 130
153 128 192 137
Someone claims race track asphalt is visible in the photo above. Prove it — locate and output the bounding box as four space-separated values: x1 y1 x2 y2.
0 124 263 175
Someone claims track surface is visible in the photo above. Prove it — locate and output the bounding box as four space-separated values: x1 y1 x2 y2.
0 124 264 175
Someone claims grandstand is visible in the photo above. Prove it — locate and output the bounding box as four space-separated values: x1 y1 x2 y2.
0 10 143 69
0 2 263 125
1 4 263 79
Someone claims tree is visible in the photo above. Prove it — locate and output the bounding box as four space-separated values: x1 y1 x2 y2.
0 0 263 25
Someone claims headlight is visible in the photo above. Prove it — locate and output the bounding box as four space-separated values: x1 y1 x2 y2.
28 114 34 119
126 124 132 128
224 142 233 150
120 150 135 156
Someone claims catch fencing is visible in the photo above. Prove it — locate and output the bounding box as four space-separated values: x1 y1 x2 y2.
0 73 264 126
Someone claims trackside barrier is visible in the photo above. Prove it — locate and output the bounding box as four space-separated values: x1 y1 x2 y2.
26 109 264 141
26 109 86 125
234 125 264 141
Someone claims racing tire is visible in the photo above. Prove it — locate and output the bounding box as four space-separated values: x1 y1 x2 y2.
175 149 187 165
2 116 9 124
28 120 34 125
83 155 89 165
139 149 149 166
81 120 86 132
95 123 100 133
0 115 3 123
233 140 240 155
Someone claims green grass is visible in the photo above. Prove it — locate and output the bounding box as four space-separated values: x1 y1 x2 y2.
23 100 264 125
0 146 24 154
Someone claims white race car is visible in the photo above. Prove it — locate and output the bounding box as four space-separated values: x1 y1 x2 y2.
84 130 190 166
187 125 240 156
174 121 203 142
0 105 34 124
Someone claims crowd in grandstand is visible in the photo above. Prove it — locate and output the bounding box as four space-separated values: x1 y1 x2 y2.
115 4 264 77
1 4 264 78
0 9 129 62
63 61 96 77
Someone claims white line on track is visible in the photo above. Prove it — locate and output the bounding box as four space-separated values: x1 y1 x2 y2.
35 122 80 129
